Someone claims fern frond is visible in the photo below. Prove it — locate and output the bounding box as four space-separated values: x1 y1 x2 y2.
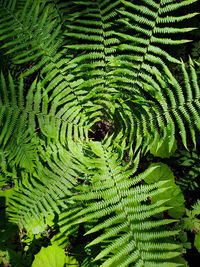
0 0 75 81
0 72 99 175
59 140 182 266
7 143 79 232
0 0 58 65
0 0 198 264
62 0 121 110
115 58 200 153
111 0 198 96
0 0 101 131
142 59 200 150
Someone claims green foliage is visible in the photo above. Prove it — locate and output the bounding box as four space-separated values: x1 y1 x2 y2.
168 150 200 191
0 194 33 267
32 245 79 267
182 200 200 233
150 135 177 158
0 250 10 266
58 141 182 266
181 200 200 254
0 0 200 266
194 232 200 252
65 256 79 267
143 163 185 219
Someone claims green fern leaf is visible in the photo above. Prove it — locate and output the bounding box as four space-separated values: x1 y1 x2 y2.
59 140 182 266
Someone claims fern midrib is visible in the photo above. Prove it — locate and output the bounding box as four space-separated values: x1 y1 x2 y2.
131 0 162 90
97 1 108 98
102 146 144 264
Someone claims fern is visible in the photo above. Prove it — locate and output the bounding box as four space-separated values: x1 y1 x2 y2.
0 73 40 171
166 149 200 191
7 143 79 232
0 71 101 162
108 0 199 150
0 0 200 266
107 0 198 107
142 58 200 151
0 0 65 73
59 140 182 266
